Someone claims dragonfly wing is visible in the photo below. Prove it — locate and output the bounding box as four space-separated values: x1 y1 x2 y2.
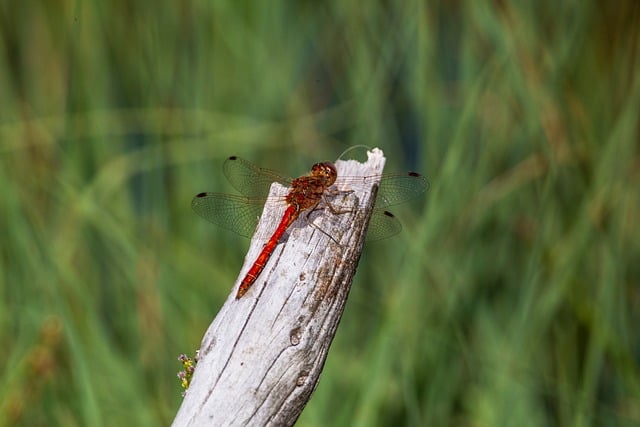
374 172 429 208
365 210 402 241
223 156 292 198
191 192 266 238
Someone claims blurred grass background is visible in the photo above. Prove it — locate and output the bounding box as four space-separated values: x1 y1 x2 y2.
1 1 639 426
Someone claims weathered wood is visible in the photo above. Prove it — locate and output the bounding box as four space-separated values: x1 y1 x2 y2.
173 149 386 427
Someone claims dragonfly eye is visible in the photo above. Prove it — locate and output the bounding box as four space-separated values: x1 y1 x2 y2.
312 162 337 176
311 162 337 185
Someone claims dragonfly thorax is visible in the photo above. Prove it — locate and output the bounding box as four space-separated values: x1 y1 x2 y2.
286 162 337 211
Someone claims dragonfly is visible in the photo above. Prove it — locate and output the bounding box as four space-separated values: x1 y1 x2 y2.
192 154 428 299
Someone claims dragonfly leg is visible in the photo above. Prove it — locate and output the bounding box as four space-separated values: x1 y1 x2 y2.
303 189 359 244
303 208 341 245
321 192 355 215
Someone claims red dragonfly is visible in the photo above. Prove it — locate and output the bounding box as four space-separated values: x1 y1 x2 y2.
192 154 428 299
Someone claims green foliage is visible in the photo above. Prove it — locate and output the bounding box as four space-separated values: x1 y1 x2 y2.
1 1 639 426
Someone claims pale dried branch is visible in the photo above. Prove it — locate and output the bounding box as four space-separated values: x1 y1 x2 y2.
173 149 386 427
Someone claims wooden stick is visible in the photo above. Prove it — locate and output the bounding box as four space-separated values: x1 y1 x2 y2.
173 148 386 427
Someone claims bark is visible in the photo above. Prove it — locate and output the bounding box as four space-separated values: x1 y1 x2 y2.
173 148 386 427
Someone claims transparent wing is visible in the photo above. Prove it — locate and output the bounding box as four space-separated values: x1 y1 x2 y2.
365 210 402 241
335 172 429 209
191 192 269 238
376 172 429 208
223 156 292 198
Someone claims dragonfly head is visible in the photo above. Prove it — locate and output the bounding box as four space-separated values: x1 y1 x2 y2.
311 162 338 186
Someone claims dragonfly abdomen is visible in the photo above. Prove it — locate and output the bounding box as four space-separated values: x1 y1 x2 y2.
236 205 300 299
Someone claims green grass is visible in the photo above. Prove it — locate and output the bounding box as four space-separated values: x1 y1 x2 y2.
1 1 639 426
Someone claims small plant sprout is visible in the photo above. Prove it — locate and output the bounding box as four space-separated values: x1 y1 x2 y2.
177 351 199 397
